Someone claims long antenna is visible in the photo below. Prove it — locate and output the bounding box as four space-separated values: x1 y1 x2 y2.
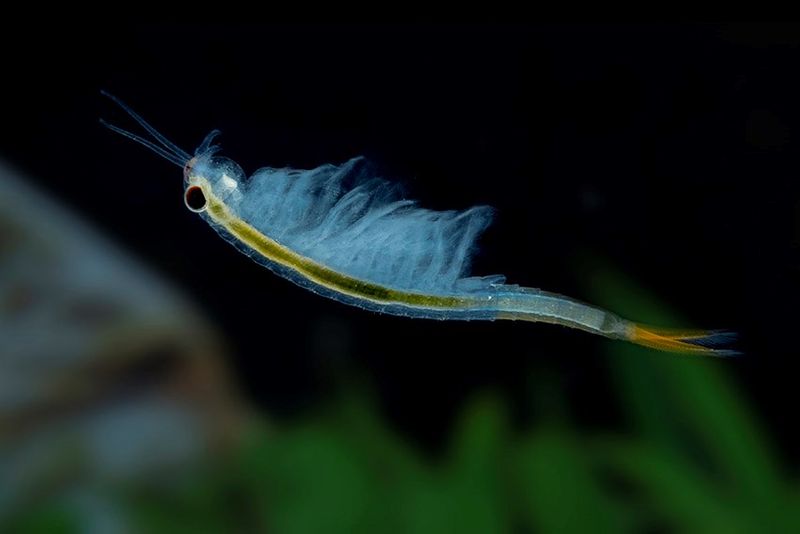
100 91 192 166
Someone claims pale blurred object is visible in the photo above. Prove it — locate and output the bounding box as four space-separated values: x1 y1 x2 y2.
0 160 246 532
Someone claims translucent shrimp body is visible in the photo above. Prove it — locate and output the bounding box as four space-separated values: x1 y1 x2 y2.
101 92 737 357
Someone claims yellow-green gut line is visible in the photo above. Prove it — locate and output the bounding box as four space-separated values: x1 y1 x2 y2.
203 186 475 310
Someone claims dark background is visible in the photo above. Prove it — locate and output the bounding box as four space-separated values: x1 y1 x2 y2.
2 23 798 462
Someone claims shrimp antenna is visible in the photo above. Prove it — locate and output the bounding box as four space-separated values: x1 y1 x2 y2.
99 90 192 166
99 118 187 167
196 129 222 157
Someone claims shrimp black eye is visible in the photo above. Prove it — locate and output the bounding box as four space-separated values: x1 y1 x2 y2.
184 185 207 212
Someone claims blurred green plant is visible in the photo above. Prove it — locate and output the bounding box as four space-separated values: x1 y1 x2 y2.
2 501 77 534
586 263 798 533
5 260 799 533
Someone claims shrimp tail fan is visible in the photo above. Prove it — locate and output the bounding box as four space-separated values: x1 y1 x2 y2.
228 157 502 295
628 325 740 357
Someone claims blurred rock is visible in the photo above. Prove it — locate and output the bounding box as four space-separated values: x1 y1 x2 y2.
0 161 247 530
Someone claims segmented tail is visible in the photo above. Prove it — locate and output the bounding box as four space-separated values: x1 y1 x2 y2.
629 325 740 357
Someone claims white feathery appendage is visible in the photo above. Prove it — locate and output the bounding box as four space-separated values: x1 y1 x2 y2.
226 157 504 295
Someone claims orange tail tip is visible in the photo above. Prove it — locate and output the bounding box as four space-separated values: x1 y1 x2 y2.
629 325 740 357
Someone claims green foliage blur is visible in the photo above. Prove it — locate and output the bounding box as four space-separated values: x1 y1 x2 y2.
6 262 799 534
